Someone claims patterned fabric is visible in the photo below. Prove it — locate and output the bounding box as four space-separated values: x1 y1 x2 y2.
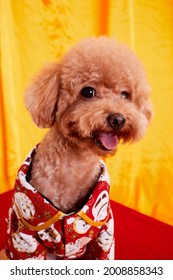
6 147 114 260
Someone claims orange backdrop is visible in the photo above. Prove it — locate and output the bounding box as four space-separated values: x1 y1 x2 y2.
0 0 173 226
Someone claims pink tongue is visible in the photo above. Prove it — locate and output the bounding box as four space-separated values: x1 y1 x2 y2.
97 132 118 150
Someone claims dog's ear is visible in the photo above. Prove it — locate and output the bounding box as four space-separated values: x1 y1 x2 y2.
24 63 61 128
142 99 153 123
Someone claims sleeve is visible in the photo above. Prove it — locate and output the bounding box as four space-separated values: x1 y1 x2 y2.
96 210 115 260
5 207 47 260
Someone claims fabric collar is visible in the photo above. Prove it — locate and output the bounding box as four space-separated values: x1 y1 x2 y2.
14 146 111 231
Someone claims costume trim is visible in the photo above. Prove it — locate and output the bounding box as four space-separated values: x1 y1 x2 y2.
77 209 109 227
15 205 65 231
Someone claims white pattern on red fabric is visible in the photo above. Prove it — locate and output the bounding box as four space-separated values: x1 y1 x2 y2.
6 146 115 260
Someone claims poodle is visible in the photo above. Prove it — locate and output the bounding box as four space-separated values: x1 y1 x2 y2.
5 36 152 260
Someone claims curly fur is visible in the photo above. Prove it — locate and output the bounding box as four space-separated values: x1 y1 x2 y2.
25 36 152 213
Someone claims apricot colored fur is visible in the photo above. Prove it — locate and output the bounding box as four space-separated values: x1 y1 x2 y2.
25 37 152 213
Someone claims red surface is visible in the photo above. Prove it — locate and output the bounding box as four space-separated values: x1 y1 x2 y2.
112 200 173 260
0 190 12 251
0 190 173 259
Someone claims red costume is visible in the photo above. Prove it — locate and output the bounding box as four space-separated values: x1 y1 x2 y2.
6 147 114 260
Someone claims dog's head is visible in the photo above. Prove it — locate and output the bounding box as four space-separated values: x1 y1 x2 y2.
25 37 152 156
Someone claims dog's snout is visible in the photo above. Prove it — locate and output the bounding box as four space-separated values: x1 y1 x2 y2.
107 114 126 130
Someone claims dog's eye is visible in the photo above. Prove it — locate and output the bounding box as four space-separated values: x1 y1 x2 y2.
120 91 130 100
81 87 96 98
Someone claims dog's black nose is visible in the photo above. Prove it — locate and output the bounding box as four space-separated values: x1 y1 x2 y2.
107 114 126 130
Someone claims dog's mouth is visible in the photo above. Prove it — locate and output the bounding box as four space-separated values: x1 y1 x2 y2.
92 131 119 151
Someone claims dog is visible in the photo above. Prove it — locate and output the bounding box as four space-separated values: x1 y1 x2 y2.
4 36 152 260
